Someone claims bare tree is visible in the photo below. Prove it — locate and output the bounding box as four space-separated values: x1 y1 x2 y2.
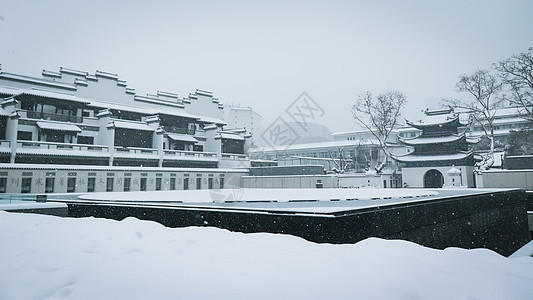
495 47 533 123
351 90 406 173
328 148 351 173
443 69 503 169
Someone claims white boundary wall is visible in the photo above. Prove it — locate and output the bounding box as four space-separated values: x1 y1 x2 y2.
242 175 338 189
0 165 246 194
402 166 475 188
475 169 533 189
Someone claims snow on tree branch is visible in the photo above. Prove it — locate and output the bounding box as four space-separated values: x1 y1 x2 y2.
351 90 406 173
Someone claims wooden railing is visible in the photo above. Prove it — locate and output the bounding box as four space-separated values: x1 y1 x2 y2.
17 140 108 152
164 149 217 158
162 126 195 135
114 146 158 155
25 110 83 123
221 153 248 160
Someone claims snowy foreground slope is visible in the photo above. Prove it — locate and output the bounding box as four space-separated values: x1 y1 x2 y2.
0 211 532 300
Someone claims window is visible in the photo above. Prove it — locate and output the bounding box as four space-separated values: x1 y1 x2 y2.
77 136 94 145
183 178 189 190
155 178 162 191
67 177 76 193
0 119 5 140
0 178 6 193
170 178 176 190
17 131 32 141
140 178 147 191
87 177 95 192
220 177 224 189
106 178 114 192
124 177 131 192
21 177 32 193
196 177 202 189
45 177 54 193
208 177 213 189
45 132 65 143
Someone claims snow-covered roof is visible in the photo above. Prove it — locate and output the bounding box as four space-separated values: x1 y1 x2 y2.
399 134 465 145
331 129 375 136
88 100 200 120
251 139 382 153
20 89 91 104
397 127 422 133
0 163 246 173
41 69 62 78
95 70 119 80
36 121 82 132
195 89 213 97
220 133 245 141
407 113 459 128
199 116 227 125
60 67 88 77
492 117 529 125
157 91 179 98
167 133 198 143
0 72 76 90
157 108 199 120
109 120 154 131
277 156 346 162
89 100 153 115
0 86 22 96
79 188 438 204
222 128 246 134
394 151 473 162
446 167 462 174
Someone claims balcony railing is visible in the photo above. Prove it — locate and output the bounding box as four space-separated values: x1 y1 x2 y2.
17 140 109 152
163 149 217 159
221 153 249 160
162 126 195 135
25 110 83 123
114 146 158 155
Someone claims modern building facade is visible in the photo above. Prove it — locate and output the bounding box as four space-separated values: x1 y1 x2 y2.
0 66 250 194
250 131 408 173
223 105 263 147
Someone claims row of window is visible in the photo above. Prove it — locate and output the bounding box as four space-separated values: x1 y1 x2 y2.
260 149 375 160
0 174 225 194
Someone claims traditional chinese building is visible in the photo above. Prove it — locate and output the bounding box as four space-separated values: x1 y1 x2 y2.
0 65 251 194
394 109 477 188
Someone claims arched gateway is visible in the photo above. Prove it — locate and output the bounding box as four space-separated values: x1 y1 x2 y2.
424 169 444 188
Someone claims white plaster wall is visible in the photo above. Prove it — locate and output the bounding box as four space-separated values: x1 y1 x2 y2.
186 94 223 120
479 170 533 188
0 167 247 194
74 77 133 105
17 124 38 140
402 166 475 188
241 175 338 189
338 174 382 188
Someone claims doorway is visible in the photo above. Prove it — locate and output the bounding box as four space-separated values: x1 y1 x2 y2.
424 169 444 188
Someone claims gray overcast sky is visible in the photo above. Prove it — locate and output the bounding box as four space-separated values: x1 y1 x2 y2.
1 0 532 132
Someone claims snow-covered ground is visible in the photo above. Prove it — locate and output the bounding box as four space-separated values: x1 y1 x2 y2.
1 211 532 299
79 188 439 203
